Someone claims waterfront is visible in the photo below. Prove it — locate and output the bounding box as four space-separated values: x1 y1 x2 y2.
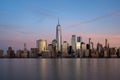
0 59 120 80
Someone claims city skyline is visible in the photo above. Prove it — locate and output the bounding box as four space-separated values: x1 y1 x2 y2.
0 0 120 51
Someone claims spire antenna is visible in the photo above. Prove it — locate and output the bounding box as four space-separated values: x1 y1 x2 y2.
58 18 59 25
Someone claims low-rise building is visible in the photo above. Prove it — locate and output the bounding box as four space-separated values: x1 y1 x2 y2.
0 49 3 58
30 48 39 58
7 47 15 58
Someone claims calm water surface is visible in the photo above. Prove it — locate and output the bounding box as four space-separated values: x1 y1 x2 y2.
0 58 120 80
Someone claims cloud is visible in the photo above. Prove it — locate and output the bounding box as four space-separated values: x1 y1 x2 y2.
34 8 58 19
26 4 58 19
0 24 14 28
67 11 120 28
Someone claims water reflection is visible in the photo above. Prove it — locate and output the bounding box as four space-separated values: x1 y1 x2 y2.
0 59 120 80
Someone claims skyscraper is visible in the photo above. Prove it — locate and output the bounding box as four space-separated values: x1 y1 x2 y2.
36 39 47 53
105 39 108 48
76 36 82 57
52 39 58 57
62 41 69 57
71 35 76 53
56 19 62 52
77 36 82 42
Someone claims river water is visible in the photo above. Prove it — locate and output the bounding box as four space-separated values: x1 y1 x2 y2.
0 58 120 80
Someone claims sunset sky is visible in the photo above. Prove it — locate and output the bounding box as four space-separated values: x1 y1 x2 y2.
0 0 120 51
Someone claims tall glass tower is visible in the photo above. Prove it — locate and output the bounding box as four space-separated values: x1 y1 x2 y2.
71 35 76 53
56 19 62 52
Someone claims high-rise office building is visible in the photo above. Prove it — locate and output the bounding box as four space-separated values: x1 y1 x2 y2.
71 35 76 53
76 36 82 57
37 39 47 53
52 39 58 57
77 36 82 42
7 47 15 58
105 39 108 48
21 43 29 58
104 39 108 57
76 36 82 51
56 19 62 52
76 42 81 50
62 41 69 57
80 42 86 57
52 39 57 47
76 42 81 57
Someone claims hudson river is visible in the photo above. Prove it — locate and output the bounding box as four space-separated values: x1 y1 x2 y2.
0 59 120 80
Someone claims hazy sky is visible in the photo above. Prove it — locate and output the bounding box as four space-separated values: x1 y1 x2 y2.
0 0 120 51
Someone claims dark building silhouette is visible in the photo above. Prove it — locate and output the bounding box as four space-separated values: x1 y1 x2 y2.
77 36 82 42
7 47 15 58
0 49 3 58
68 46 74 57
